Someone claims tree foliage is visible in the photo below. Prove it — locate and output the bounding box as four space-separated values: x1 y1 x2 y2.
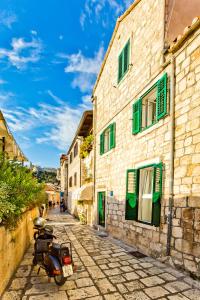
0 155 46 228
80 134 93 159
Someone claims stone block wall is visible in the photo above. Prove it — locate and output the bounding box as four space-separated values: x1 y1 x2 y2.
67 139 81 215
0 207 38 295
167 28 200 277
93 0 200 278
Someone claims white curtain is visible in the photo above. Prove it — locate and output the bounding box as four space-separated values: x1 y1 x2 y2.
138 168 153 223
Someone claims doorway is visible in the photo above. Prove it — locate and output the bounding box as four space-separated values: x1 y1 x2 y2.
98 192 106 227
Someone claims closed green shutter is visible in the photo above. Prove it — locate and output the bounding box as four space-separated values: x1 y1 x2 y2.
152 163 162 227
123 41 130 74
118 53 123 82
109 122 116 150
156 73 167 121
125 169 138 220
100 133 104 155
132 98 142 134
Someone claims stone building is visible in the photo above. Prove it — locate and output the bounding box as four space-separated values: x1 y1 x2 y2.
67 110 93 224
59 154 68 207
0 110 27 162
92 0 200 277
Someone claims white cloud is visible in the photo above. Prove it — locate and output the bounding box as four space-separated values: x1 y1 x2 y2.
64 46 104 92
123 0 133 9
31 30 37 36
0 79 7 85
0 91 14 104
0 11 17 29
2 90 92 151
0 36 43 70
80 0 132 28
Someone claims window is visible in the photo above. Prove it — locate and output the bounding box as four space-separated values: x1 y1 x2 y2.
100 123 116 155
132 73 168 134
118 39 130 83
0 137 5 152
125 163 162 227
141 87 157 129
70 152 73 164
69 176 72 187
74 142 78 157
74 172 77 186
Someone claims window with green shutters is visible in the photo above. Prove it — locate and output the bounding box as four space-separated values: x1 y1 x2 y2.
118 40 130 83
100 122 116 155
132 73 168 134
125 169 138 220
125 163 162 227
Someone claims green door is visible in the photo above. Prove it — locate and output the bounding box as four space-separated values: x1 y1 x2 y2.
98 192 106 227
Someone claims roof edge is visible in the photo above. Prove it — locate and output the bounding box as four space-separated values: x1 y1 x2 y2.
0 110 28 161
67 110 93 155
92 0 142 96
168 17 200 53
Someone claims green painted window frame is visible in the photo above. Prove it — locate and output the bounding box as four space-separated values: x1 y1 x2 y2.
125 163 162 227
132 73 168 135
118 39 130 83
100 122 116 155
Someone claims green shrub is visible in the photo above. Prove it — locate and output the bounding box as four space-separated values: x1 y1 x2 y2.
80 134 93 159
0 154 45 228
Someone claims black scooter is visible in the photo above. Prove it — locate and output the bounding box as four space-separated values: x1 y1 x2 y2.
33 225 75 286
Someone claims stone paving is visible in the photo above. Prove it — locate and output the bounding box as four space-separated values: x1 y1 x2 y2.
2 209 200 300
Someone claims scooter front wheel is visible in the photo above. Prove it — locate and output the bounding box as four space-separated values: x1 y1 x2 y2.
54 274 67 286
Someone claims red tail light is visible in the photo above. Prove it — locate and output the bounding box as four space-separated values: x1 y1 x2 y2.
53 269 61 275
62 256 71 265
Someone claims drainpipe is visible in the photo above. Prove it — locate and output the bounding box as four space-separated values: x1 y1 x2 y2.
166 54 175 256
92 95 97 226
160 0 167 66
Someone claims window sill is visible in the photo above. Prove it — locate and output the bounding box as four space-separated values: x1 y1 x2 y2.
117 66 131 86
101 148 115 157
135 118 167 138
126 219 159 231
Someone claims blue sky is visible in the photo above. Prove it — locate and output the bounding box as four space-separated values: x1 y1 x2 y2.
0 0 132 167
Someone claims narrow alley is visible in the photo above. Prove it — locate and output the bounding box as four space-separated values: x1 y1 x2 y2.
2 208 200 300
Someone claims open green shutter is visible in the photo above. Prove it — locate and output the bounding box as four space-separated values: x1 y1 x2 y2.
152 163 162 227
123 40 130 74
109 122 116 150
132 98 142 134
118 53 123 82
125 169 138 220
156 73 167 121
100 133 104 155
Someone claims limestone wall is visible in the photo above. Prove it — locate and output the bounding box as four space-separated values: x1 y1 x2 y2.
0 207 39 295
67 139 81 215
94 0 169 257
93 0 200 278
95 0 165 133
168 28 200 276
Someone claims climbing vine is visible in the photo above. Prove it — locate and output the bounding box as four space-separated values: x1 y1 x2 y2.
79 134 93 159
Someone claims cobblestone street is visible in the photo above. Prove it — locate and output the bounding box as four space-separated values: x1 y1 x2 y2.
2 209 200 300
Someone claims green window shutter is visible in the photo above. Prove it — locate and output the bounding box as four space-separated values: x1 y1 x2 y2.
132 98 142 134
152 163 162 227
156 73 167 121
100 133 104 155
109 122 116 150
123 40 130 74
125 169 138 220
118 53 123 82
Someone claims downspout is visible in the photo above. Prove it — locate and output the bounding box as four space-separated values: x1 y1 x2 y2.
166 54 175 256
92 96 97 226
161 0 175 257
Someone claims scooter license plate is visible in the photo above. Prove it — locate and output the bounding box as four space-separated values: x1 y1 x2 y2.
62 264 73 277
